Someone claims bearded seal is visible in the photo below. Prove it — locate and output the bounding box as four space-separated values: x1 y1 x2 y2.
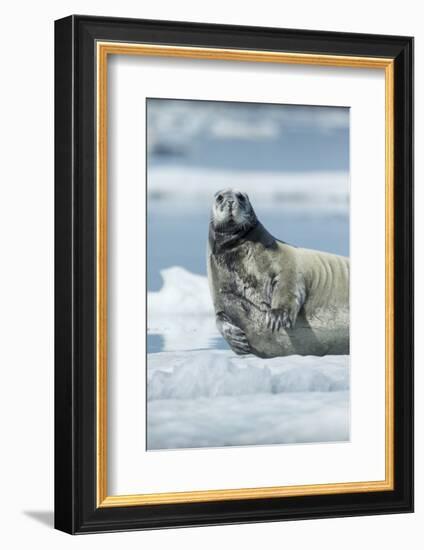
207 189 349 358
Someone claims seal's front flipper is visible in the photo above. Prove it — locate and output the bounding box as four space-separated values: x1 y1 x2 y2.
265 274 305 331
216 312 251 355
266 308 294 331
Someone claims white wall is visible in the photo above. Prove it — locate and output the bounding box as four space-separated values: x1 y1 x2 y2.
0 0 420 547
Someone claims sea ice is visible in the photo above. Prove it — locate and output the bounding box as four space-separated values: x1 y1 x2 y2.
147 267 350 450
148 166 349 212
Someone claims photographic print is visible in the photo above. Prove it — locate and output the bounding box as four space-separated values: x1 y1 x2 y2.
55 18 413 533
146 98 350 451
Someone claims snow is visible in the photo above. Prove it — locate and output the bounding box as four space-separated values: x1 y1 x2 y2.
147 350 349 450
148 266 213 316
147 268 350 450
148 391 349 450
148 267 216 351
148 351 349 399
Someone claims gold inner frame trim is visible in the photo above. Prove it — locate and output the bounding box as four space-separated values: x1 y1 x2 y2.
96 42 395 508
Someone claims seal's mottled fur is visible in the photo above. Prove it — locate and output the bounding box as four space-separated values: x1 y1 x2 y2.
207 189 349 358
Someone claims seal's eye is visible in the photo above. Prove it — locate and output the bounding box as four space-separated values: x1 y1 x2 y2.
216 194 224 203
237 193 245 203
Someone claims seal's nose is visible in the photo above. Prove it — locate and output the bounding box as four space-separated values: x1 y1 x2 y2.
227 199 234 209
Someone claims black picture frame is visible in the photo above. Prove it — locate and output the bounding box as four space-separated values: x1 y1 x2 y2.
55 14 414 534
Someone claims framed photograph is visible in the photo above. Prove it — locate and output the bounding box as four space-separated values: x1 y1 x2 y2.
54 15 414 534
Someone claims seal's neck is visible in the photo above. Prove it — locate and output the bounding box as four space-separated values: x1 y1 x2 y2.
209 220 275 255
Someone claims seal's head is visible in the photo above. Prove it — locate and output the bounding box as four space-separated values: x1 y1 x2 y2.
211 188 257 234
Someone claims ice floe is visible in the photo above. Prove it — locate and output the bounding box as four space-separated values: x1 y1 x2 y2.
147 267 350 450
148 167 349 212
